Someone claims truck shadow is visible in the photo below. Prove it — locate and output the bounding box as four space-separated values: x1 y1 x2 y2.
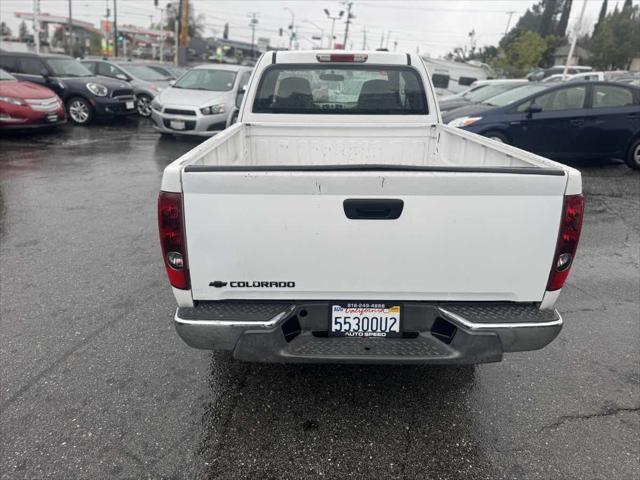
196 354 498 480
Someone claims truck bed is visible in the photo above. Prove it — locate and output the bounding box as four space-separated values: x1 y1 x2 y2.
162 122 575 194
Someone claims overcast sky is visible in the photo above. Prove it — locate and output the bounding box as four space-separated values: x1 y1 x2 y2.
0 0 632 57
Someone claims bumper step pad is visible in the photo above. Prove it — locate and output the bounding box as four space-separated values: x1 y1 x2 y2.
286 335 451 357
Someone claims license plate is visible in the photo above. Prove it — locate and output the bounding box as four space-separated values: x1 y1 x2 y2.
330 303 401 337
170 120 186 130
126 101 134 109
46 114 58 122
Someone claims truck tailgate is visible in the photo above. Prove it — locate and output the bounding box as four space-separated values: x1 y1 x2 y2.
182 169 567 302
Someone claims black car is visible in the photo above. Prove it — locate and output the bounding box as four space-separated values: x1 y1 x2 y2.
445 81 640 170
0 52 137 125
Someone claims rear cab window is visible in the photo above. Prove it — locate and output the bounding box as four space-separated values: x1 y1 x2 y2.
253 65 428 115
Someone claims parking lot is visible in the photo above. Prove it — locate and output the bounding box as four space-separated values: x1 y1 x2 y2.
0 118 638 479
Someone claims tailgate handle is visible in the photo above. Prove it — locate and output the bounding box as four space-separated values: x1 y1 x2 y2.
343 199 404 220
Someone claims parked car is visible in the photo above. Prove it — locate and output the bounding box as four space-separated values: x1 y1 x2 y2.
527 65 592 81
158 50 584 365
442 83 549 124
146 64 187 80
81 59 171 117
447 81 640 169
150 64 252 136
0 52 136 125
542 73 569 83
0 68 66 130
438 79 528 112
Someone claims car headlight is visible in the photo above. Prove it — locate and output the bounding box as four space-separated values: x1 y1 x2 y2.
151 99 163 111
86 83 108 97
0 96 25 106
448 116 483 128
200 104 225 115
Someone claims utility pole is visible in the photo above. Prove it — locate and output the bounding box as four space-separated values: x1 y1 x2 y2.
379 32 384 49
563 0 588 76
284 7 295 49
33 0 40 54
113 0 118 57
159 7 164 62
248 12 259 59
504 10 516 35
361 26 367 50
68 0 73 56
324 8 343 49
174 9 179 65
342 1 353 49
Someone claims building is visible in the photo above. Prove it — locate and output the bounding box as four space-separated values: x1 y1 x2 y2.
552 44 592 66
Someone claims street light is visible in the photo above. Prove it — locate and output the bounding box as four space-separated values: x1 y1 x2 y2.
324 8 343 49
302 19 324 48
284 7 295 49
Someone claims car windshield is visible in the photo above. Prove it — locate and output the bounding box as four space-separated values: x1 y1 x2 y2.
253 65 428 115
119 64 168 81
0 69 16 81
173 69 237 91
464 83 524 102
46 58 93 77
482 84 548 107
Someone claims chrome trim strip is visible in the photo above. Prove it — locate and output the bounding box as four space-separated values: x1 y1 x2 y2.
437 307 563 330
174 305 296 328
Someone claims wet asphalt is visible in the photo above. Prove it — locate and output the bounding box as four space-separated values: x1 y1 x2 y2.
0 118 638 480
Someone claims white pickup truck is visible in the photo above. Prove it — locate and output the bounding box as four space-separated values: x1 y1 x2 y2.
158 51 584 364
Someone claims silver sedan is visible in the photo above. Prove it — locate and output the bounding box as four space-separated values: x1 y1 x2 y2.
150 64 252 137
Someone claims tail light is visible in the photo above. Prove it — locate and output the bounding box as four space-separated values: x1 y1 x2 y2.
158 191 190 289
316 53 368 63
547 194 584 291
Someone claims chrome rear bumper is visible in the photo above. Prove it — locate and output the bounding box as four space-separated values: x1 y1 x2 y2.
174 301 562 364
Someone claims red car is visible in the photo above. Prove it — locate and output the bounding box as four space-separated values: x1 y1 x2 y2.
0 68 66 130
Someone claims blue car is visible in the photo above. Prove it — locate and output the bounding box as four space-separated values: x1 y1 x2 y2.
444 81 640 170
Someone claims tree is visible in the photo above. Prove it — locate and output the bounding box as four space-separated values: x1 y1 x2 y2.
165 1 205 39
514 0 567 36
556 0 572 37
594 0 608 34
539 0 560 36
493 30 548 77
18 20 28 40
590 4 640 69
0 22 12 37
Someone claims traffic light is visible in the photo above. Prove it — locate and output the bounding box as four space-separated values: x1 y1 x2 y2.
154 0 158 6
279 27 283 36
223 23 228 39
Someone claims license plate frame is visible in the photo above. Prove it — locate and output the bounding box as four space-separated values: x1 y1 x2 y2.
126 101 135 110
46 114 58 122
329 302 402 338
170 120 186 130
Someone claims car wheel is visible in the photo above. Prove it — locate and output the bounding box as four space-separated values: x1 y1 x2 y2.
625 138 640 171
66 97 93 125
483 131 509 144
136 95 152 117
